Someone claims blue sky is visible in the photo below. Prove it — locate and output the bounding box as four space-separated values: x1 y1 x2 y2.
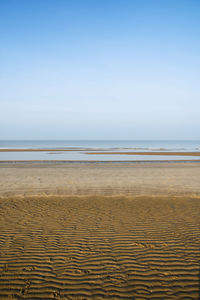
0 0 200 139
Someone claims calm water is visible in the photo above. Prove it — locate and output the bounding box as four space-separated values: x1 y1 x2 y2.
0 140 200 161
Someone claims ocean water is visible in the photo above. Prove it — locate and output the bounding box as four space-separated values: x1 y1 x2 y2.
0 140 200 161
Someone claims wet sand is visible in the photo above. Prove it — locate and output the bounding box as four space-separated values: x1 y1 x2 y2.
86 151 200 156
1 148 200 157
0 162 200 299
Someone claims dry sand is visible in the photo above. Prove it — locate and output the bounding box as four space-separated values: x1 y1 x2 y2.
0 162 200 299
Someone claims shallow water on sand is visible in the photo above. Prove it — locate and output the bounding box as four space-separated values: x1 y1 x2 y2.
1 150 200 161
0 140 200 161
1 139 200 150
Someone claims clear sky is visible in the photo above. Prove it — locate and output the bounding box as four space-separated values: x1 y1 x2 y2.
0 0 200 140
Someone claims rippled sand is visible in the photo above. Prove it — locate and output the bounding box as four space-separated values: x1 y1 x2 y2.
0 162 200 299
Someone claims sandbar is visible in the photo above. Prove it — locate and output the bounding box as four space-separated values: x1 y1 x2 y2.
86 151 200 156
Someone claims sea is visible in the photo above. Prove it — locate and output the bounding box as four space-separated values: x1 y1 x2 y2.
0 140 200 161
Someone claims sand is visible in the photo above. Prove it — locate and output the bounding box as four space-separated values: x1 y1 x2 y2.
86 152 200 156
1 148 200 157
0 162 200 299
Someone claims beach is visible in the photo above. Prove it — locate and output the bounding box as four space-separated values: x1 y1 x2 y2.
2 0 200 296
0 161 199 299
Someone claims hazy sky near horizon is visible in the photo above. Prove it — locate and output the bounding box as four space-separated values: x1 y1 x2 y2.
0 0 200 140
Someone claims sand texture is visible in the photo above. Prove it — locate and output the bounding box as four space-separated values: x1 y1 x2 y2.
0 162 200 197
0 162 200 299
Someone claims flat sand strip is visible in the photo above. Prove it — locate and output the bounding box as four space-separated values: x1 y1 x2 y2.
0 195 199 299
86 151 200 156
0 162 200 197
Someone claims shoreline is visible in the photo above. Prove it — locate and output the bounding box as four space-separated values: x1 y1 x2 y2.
0 148 200 156
1 159 200 164
0 148 85 152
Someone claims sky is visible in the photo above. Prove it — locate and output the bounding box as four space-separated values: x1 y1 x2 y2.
0 0 200 140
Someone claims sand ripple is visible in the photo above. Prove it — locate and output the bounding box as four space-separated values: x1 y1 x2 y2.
0 195 199 299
